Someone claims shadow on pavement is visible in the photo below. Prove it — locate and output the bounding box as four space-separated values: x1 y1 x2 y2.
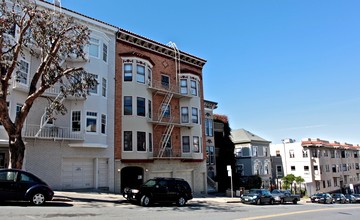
0 201 73 207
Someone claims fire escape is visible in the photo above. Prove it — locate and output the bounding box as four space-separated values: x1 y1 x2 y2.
156 42 181 158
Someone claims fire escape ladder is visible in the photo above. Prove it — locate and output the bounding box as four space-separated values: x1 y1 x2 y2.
35 92 65 137
158 122 175 158
157 91 173 122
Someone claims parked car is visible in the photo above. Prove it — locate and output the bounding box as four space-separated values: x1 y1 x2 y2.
331 193 347 203
0 169 54 205
345 194 356 203
310 193 334 204
352 194 360 203
241 189 275 205
271 189 300 204
123 177 193 207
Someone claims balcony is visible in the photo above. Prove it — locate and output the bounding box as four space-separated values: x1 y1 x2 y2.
147 79 192 98
152 148 202 160
23 124 84 140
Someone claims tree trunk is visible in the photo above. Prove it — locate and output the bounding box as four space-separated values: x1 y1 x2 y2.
8 133 25 169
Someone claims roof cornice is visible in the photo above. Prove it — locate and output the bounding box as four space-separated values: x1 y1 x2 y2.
117 29 206 69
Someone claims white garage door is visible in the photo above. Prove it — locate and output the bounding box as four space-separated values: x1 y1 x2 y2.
98 158 108 188
62 158 94 189
174 171 193 189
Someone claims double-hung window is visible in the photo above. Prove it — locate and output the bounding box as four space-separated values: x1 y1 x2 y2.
72 111 81 132
124 63 132 81
162 104 170 118
137 97 145 117
193 136 200 153
102 43 108 62
86 112 97 133
136 65 145 84
124 131 132 151
17 60 29 85
181 107 189 123
182 136 190 153
101 114 106 134
102 78 107 97
89 74 98 94
205 118 213 136
191 107 198 123
124 96 132 115
180 79 187 94
148 133 153 152
137 131 146 151
148 100 152 119
89 37 100 58
190 80 197 96
161 75 169 89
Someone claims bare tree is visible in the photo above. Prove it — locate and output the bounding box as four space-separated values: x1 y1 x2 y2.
0 0 97 168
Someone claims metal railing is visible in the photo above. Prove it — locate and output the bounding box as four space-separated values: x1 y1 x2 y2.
23 124 84 140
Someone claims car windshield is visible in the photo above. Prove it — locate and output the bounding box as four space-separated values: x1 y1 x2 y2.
249 189 262 194
313 193 324 196
143 179 157 187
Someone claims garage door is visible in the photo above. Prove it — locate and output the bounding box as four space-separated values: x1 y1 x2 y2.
174 171 193 190
62 158 94 189
148 172 172 179
98 158 108 188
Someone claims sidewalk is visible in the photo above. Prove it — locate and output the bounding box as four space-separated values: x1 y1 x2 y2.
53 190 242 204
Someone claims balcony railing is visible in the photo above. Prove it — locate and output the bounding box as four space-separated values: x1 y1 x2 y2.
23 124 84 140
148 79 192 98
152 148 202 159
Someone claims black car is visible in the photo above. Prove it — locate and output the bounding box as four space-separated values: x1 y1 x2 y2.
352 194 360 203
0 169 54 205
241 189 275 205
310 193 334 204
345 194 356 203
331 193 347 203
123 177 193 206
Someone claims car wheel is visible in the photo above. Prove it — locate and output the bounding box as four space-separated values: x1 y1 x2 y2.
177 196 186 206
293 199 298 204
141 195 151 207
31 192 46 206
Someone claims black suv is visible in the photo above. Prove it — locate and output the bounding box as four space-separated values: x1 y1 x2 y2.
241 189 275 205
123 177 193 206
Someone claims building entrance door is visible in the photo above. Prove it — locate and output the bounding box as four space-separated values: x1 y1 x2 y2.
121 166 144 193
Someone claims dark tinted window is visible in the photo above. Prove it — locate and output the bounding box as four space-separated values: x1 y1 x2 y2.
19 173 36 182
0 171 17 181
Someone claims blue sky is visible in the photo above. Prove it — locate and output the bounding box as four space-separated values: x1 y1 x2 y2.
60 0 360 144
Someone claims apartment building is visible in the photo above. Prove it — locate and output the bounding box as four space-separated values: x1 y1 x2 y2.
231 129 272 188
114 30 207 194
270 138 360 196
0 0 118 191
204 100 218 192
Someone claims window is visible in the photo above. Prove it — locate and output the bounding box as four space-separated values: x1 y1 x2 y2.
304 166 309 171
289 150 295 158
327 180 331 187
276 165 282 173
124 96 132 115
101 114 106 134
276 150 281 157
148 133 152 152
88 74 98 94
264 163 269 174
17 60 29 85
291 166 296 171
137 97 145 117
235 148 242 157
330 150 335 158
236 164 244 176
192 107 198 123
333 177 338 187
16 104 22 116
161 104 170 118
264 147 268 157
323 181 326 188
124 63 132 81
102 78 107 97
207 146 215 164
89 37 100 58
254 163 260 175
161 75 169 89
72 111 81 132
302 149 308 158
312 149 318 158
124 131 132 151
102 43 108 62
253 146 258 157
314 165 318 171
148 100 152 118
316 181 320 191
86 112 97 132
180 79 187 94
182 136 190 153
137 132 146 151
193 136 200 153
205 118 213 136
136 65 145 83
190 80 197 95
181 107 189 123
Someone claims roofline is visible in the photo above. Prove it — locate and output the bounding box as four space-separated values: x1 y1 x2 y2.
117 29 207 68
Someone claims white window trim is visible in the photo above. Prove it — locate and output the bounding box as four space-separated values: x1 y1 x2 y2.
89 37 100 59
85 111 98 134
17 59 30 86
